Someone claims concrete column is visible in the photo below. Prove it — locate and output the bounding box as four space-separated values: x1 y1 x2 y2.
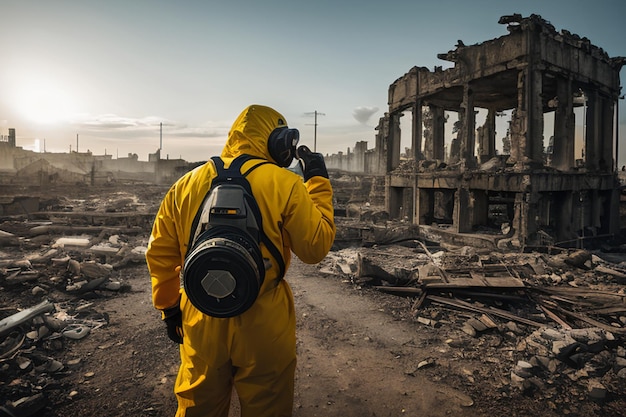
461 86 476 168
585 90 599 170
512 68 544 167
584 91 613 171
601 97 615 172
512 192 532 245
454 187 472 233
511 76 525 167
551 77 575 171
432 106 446 161
374 124 386 175
526 68 544 164
386 112 402 172
412 101 423 160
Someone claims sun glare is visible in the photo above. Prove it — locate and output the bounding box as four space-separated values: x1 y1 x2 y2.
15 81 78 125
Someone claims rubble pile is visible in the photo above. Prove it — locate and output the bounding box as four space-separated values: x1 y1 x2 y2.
0 189 153 416
319 243 626 407
2 182 626 415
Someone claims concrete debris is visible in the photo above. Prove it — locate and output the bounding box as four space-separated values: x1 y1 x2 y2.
0 125 626 414
319 237 626 402
0 300 55 338
0 189 147 413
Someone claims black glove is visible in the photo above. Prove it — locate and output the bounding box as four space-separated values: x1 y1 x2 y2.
296 145 328 181
162 304 183 344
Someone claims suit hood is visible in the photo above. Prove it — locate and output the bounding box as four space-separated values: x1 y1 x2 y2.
221 104 289 162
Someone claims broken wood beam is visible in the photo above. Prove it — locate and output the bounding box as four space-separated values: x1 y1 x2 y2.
426 295 545 328
411 290 428 311
537 303 573 329
551 304 626 334
529 286 626 308
374 286 422 295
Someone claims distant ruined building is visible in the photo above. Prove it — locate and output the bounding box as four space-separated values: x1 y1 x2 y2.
0 131 189 186
326 14 625 249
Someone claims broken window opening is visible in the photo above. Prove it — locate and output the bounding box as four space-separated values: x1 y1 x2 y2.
543 111 555 166
443 111 457 164
448 112 461 164
495 110 512 157
399 110 413 160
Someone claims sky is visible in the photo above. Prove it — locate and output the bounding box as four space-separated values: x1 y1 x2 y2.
1 0 625 163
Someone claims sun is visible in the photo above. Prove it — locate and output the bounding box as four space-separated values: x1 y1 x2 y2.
14 79 78 125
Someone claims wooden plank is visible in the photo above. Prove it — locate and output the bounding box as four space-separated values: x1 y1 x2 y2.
374 286 422 295
423 276 525 289
426 295 544 327
530 287 626 307
411 290 428 311
469 270 490 286
553 305 626 334
422 261 525 289
587 306 626 314
537 303 572 329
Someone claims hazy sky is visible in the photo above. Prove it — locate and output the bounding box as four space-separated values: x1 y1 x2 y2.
1 0 625 163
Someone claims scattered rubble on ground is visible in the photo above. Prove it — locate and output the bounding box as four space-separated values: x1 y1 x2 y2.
2 185 626 415
0 187 154 417
318 237 626 408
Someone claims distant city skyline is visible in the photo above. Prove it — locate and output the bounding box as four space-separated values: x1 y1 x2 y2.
1 0 624 163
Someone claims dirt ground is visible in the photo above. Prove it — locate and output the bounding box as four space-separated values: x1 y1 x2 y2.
1 184 626 417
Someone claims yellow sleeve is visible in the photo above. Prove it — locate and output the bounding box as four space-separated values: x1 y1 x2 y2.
145 184 184 311
283 175 336 264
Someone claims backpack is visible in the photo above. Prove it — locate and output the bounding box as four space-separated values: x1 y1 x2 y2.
182 154 285 318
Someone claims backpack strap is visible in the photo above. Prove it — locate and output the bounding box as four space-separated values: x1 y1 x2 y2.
241 163 286 282
186 154 286 281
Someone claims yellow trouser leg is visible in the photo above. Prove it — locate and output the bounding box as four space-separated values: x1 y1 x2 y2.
174 294 233 417
233 282 296 417
174 282 296 417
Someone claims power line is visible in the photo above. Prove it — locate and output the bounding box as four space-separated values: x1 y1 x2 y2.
304 110 325 152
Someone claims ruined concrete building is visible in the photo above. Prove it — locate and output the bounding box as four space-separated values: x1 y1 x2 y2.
379 14 625 248
0 134 190 186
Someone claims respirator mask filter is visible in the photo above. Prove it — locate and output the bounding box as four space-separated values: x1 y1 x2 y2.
183 182 265 318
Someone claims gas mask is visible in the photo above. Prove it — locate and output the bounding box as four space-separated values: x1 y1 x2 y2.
268 127 299 167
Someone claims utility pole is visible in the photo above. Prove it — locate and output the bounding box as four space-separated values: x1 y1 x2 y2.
304 110 325 152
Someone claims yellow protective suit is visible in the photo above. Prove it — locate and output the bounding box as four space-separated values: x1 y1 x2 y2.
145 104 336 417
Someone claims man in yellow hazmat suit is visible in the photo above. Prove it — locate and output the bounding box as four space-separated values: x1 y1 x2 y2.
145 104 336 416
